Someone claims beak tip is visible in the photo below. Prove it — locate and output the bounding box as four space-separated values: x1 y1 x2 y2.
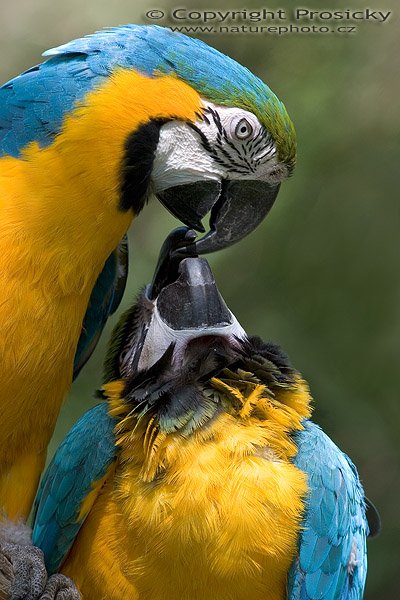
193 181 281 255
193 222 206 234
158 180 281 256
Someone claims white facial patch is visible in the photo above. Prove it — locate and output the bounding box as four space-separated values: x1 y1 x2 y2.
137 300 247 373
151 121 224 192
151 101 287 194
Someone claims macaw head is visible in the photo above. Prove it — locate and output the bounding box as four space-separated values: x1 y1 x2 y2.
143 98 293 255
4 25 296 255
102 226 296 444
112 25 297 255
104 227 247 381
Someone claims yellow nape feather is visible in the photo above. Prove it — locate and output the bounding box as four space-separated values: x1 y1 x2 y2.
62 375 312 600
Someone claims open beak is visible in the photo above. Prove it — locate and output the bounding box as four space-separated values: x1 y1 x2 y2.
156 180 280 255
149 227 239 331
128 227 246 372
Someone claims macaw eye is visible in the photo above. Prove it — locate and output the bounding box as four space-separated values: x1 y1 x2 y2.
234 118 254 140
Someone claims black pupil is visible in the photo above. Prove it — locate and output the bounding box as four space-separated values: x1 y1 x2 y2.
236 118 252 138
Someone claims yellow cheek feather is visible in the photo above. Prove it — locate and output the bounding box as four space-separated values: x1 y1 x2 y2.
2 71 203 292
20 70 203 235
62 378 312 600
0 70 203 519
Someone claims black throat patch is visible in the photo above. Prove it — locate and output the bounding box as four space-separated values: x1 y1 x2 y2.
119 118 168 214
121 335 295 437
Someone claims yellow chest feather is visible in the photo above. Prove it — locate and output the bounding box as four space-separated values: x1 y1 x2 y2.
0 69 204 519
63 380 311 600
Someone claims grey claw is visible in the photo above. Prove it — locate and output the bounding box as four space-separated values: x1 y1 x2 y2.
0 542 47 600
0 523 79 600
39 575 80 600
0 549 14 599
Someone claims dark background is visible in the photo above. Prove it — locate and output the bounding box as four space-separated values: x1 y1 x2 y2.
1 0 398 596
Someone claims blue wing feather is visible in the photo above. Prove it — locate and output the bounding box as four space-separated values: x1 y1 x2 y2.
32 402 117 574
33 414 370 590
288 421 369 600
73 235 129 379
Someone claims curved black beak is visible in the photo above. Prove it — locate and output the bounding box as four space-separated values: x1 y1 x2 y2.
149 226 197 300
157 257 233 330
156 180 280 256
121 227 246 375
148 227 242 333
157 181 221 234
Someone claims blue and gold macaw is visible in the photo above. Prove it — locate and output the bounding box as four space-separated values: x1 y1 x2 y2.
0 25 296 520
27 229 378 600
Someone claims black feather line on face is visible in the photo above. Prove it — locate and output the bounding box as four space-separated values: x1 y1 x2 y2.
221 130 254 172
187 123 213 154
193 108 275 176
207 107 224 134
119 118 169 213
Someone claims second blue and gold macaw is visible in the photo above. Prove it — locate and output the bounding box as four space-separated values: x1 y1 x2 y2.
29 229 378 600
0 25 296 520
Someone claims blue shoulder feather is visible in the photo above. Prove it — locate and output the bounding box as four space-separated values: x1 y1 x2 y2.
288 421 369 600
32 402 117 574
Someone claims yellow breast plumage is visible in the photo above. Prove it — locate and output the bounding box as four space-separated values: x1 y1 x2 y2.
61 371 312 600
0 70 203 520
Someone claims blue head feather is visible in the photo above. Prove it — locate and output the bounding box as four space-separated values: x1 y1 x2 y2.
0 25 295 165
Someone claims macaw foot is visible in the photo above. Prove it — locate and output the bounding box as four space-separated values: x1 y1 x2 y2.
0 543 80 600
39 575 80 600
0 545 14 599
0 541 47 600
0 521 79 600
